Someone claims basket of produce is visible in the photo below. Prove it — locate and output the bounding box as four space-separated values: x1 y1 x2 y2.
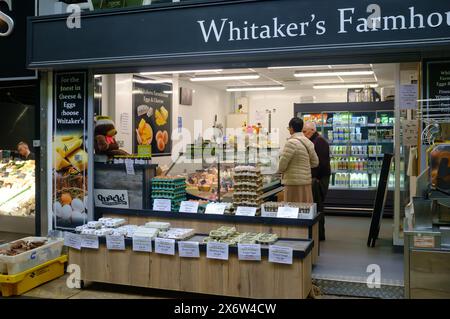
0 237 64 275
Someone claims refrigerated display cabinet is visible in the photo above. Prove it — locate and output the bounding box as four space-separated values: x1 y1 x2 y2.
295 101 407 215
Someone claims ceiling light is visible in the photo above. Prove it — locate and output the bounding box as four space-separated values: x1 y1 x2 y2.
191 73 260 82
133 78 172 84
140 69 223 75
295 69 374 78
268 65 325 70
163 90 173 94
313 83 379 89
226 85 285 92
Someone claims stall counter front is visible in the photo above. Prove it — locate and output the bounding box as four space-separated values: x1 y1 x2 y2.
68 235 313 299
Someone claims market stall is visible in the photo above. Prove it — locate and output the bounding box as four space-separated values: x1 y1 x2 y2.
67 220 313 299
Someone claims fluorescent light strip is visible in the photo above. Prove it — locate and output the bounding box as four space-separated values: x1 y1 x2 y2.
313 83 379 89
163 91 173 94
226 85 285 92
295 69 374 78
268 65 325 70
133 78 172 84
140 69 223 75
191 73 260 82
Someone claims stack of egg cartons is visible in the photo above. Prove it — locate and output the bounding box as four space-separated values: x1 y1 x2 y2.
232 166 263 214
151 176 186 211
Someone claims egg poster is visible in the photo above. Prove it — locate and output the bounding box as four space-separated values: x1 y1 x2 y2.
52 72 89 230
132 75 172 156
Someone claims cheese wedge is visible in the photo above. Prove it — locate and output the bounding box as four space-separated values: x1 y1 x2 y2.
67 148 88 172
55 152 71 171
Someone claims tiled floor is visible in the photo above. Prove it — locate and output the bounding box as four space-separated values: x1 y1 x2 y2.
312 216 404 286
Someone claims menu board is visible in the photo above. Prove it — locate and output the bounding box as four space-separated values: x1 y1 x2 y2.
52 72 89 230
132 75 172 156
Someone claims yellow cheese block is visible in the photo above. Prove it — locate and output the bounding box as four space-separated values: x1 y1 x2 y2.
67 148 88 172
55 152 71 171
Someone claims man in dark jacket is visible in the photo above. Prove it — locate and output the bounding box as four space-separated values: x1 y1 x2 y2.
303 122 331 241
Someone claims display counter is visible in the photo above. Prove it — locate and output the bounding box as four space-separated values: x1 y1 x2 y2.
68 235 313 299
95 207 321 264
94 162 158 209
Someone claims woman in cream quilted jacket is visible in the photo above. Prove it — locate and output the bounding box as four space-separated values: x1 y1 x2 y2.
278 118 319 203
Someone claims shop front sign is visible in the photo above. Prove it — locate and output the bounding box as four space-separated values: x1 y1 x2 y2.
94 189 129 209
1 0 36 80
28 0 450 68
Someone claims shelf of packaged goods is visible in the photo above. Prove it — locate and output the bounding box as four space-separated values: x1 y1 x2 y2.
323 123 394 128
329 186 377 191
368 154 385 157
331 154 368 157
332 170 380 174
329 139 393 144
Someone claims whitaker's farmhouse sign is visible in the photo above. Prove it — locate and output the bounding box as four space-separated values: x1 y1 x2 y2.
1 0 36 80
27 0 450 68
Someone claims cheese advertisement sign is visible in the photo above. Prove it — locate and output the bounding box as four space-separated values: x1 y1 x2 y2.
52 72 89 230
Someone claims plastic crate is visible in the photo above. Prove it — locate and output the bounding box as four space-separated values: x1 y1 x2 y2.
0 237 64 275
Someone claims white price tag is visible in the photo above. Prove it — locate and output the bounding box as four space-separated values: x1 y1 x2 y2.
205 203 227 215
154 238 175 255
132 236 153 252
153 199 172 212
179 201 199 213
269 245 293 265
238 243 261 261
81 234 99 249
125 159 135 175
277 207 299 219
206 242 229 260
236 206 257 217
106 235 125 250
178 241 200 258
64 232 82 250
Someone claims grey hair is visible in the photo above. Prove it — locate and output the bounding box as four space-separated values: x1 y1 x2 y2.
305 121 317 132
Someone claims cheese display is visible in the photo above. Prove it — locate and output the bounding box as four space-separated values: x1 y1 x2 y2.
203 226 278 245
152 176 186 211
0 160 35 217
232 166 263 211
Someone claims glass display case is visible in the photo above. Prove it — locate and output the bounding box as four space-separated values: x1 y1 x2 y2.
170 140 282 203
0 158 35 217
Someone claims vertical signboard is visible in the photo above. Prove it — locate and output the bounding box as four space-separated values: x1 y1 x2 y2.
132 75 172 156
52 72 88 230
426 61 450 103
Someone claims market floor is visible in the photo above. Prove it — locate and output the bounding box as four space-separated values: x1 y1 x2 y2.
312 215 404 286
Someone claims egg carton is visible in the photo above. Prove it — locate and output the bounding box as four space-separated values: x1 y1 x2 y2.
80 228 97 235
87 221 103 229
75 225 89 233
98 217 113 225
132 227 159 239
104 218 126 228
157 228 195 240
94 228 115 236
144 221 171 231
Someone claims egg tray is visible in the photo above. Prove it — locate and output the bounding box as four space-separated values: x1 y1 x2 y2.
151 190 186 198
262 202 314 214
152 178 186 185
151 183 186 190
203 232 278 245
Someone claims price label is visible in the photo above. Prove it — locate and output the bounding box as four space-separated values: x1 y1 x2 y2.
413 235 436 248
179 201 199 214
178 241 200 258
153 199 172 212
207 242 229 260
238 243 261 261
205 203 227 215
125 159 135 175
64 232 82 250
132 236 153 252
277 207 299 219
269 245 293 265
236 206 257 217
154 238 175 255
81 234 99 249
106 235 125 251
